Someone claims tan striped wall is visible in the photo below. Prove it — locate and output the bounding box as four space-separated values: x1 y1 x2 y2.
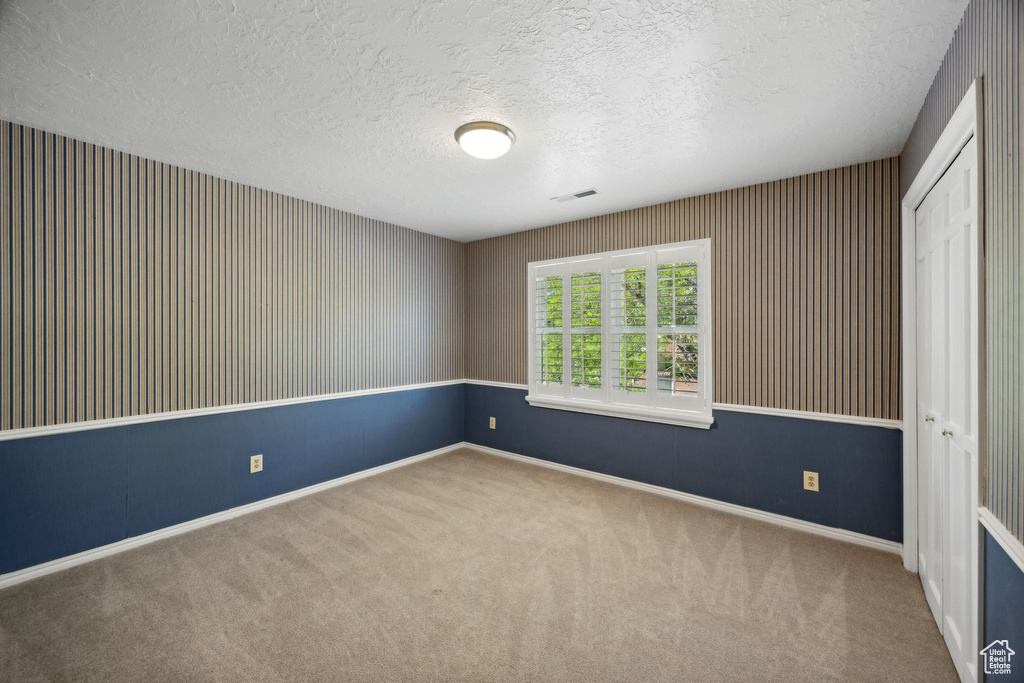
901 0 1022 544
466 158 902 421
0 120 466 431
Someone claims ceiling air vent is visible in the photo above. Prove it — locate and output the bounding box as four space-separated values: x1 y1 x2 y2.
551 188 598 203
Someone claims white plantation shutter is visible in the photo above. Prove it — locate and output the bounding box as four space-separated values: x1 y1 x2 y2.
526 239 712 428
533 272 564 386
531 263 567 395
609 254 647 405
569 265 602 394
652 244 709 414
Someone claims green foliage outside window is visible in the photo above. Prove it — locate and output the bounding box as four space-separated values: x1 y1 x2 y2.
539 276 563 328
536 276 563 384
539 333 563 384
537 262 699 394
571 333 602 388
657 262 699 394
571 272 601 327
570 271 601 387
657 262 698 327
617 332 647 391
616 267 647 391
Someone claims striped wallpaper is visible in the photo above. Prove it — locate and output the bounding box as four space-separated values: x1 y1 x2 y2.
1 120 465 431
466 158 902 420
901 0 1022 544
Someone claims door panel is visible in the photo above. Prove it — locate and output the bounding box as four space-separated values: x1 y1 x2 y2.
944 439 971 658
915 136 980 683
915 247 943 623
921 423 945 624
918 197 948 626
947 227 967 430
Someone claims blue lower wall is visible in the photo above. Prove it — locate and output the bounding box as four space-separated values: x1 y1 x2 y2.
8 379 1024 676
0 384 465 575
0 383 911 572
984 531 1024 681
464 384 903 541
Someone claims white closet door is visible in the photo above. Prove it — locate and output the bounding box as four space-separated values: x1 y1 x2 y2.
916 168 946 629
915 136 980 683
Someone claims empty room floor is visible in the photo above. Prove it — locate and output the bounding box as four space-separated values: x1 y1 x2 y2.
0 448 956 682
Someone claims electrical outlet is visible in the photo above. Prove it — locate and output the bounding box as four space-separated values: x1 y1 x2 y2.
250 454 263 474
803 471 819 492
489 417 496 429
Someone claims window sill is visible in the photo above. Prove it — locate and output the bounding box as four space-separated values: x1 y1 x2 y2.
525 394 715 429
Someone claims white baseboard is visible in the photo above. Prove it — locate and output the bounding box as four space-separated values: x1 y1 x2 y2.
0 442 464 591
467 443 903 555
0 440 905 591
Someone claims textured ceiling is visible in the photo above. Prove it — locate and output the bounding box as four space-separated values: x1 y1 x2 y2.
0 0 968 241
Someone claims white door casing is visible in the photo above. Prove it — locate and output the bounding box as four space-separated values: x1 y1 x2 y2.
902 79 984 683
916 222 943 624
914 137 981 682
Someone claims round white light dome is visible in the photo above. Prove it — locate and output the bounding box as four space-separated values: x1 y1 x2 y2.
454 121 515 160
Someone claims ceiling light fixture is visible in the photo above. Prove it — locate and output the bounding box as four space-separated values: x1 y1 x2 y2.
454 121 515 159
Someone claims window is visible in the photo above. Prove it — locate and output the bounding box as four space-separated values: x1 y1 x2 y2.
527 239 713 428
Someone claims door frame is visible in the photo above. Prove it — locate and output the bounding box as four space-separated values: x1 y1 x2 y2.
900 78 985 678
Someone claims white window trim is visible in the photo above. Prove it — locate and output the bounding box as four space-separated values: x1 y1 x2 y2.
526 238 714 429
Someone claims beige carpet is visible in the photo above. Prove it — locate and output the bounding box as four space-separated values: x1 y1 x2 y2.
0 447 956 682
